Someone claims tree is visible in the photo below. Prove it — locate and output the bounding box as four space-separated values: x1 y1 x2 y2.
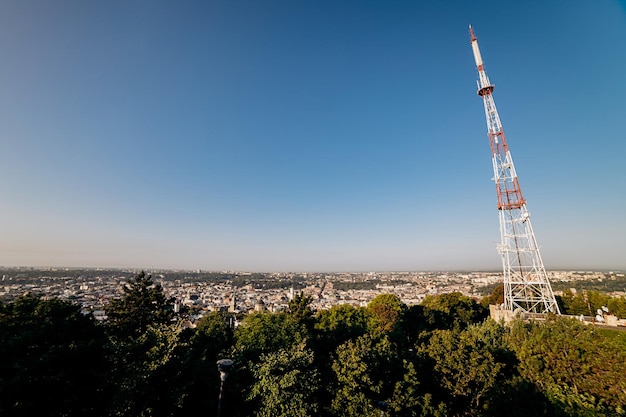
102 272 185 416
389 359 448 417
331 334 402 417
167 312 234 417
105 271 174 336
585 290 610 316
195 310 233 350
559 289 588 316
421 292 488 330
248 341 320 417
366 294 406 339
311 304 371 415
559 289 612 318
480 284 504 309
106 312 234 417
313 303 370 369
234 311 307 361
288 291 314 323
314 304 369 348
0 294 107 417
509 316 626 416
104 322 191 417
232 311 309 416
607 296 626 319
419 321 521 417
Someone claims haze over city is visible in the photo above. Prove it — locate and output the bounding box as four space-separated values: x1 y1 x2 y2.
1 1 624 272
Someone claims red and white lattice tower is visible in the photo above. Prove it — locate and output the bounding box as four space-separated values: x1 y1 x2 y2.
469 26 560 314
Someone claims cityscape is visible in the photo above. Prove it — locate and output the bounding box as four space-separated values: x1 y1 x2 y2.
2 267 624 321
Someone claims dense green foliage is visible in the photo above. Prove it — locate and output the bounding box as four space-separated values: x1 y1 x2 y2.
105 271 175 336
559 289 626 319
1 280 625 417
550 275 626 293
509 317 626 416
0 293 108 417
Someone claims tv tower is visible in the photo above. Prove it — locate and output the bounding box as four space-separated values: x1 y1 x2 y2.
469 26 560 315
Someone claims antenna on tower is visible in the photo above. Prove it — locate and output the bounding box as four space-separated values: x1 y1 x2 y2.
469 26 560 315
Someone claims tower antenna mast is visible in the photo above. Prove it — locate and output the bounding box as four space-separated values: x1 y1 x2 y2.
469 26 560 314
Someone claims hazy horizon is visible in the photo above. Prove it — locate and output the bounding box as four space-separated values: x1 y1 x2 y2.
1 264 623 275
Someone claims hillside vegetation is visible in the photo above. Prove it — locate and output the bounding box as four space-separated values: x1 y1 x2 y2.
1 272 625 417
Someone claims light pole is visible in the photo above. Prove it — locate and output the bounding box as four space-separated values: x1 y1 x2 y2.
216 359 234 417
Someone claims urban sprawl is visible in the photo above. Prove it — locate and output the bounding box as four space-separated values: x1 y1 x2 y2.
2 268 624 323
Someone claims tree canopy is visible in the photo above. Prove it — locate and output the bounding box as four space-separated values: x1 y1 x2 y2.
2 289 626 417
0 294 107 417
105 271 174 336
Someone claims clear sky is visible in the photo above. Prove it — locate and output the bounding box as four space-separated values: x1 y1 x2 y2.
0 1 624 272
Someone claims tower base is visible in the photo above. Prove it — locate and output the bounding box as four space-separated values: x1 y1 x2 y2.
489 304 514 323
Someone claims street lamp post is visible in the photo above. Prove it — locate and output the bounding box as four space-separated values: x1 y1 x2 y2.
216 359 234 417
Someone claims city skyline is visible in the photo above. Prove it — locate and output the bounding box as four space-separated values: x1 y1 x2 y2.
1 1 625 272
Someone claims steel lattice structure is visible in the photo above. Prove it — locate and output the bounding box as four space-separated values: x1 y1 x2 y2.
469 26 560 314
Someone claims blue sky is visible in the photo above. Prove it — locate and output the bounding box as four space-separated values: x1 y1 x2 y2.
0 1 624 272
